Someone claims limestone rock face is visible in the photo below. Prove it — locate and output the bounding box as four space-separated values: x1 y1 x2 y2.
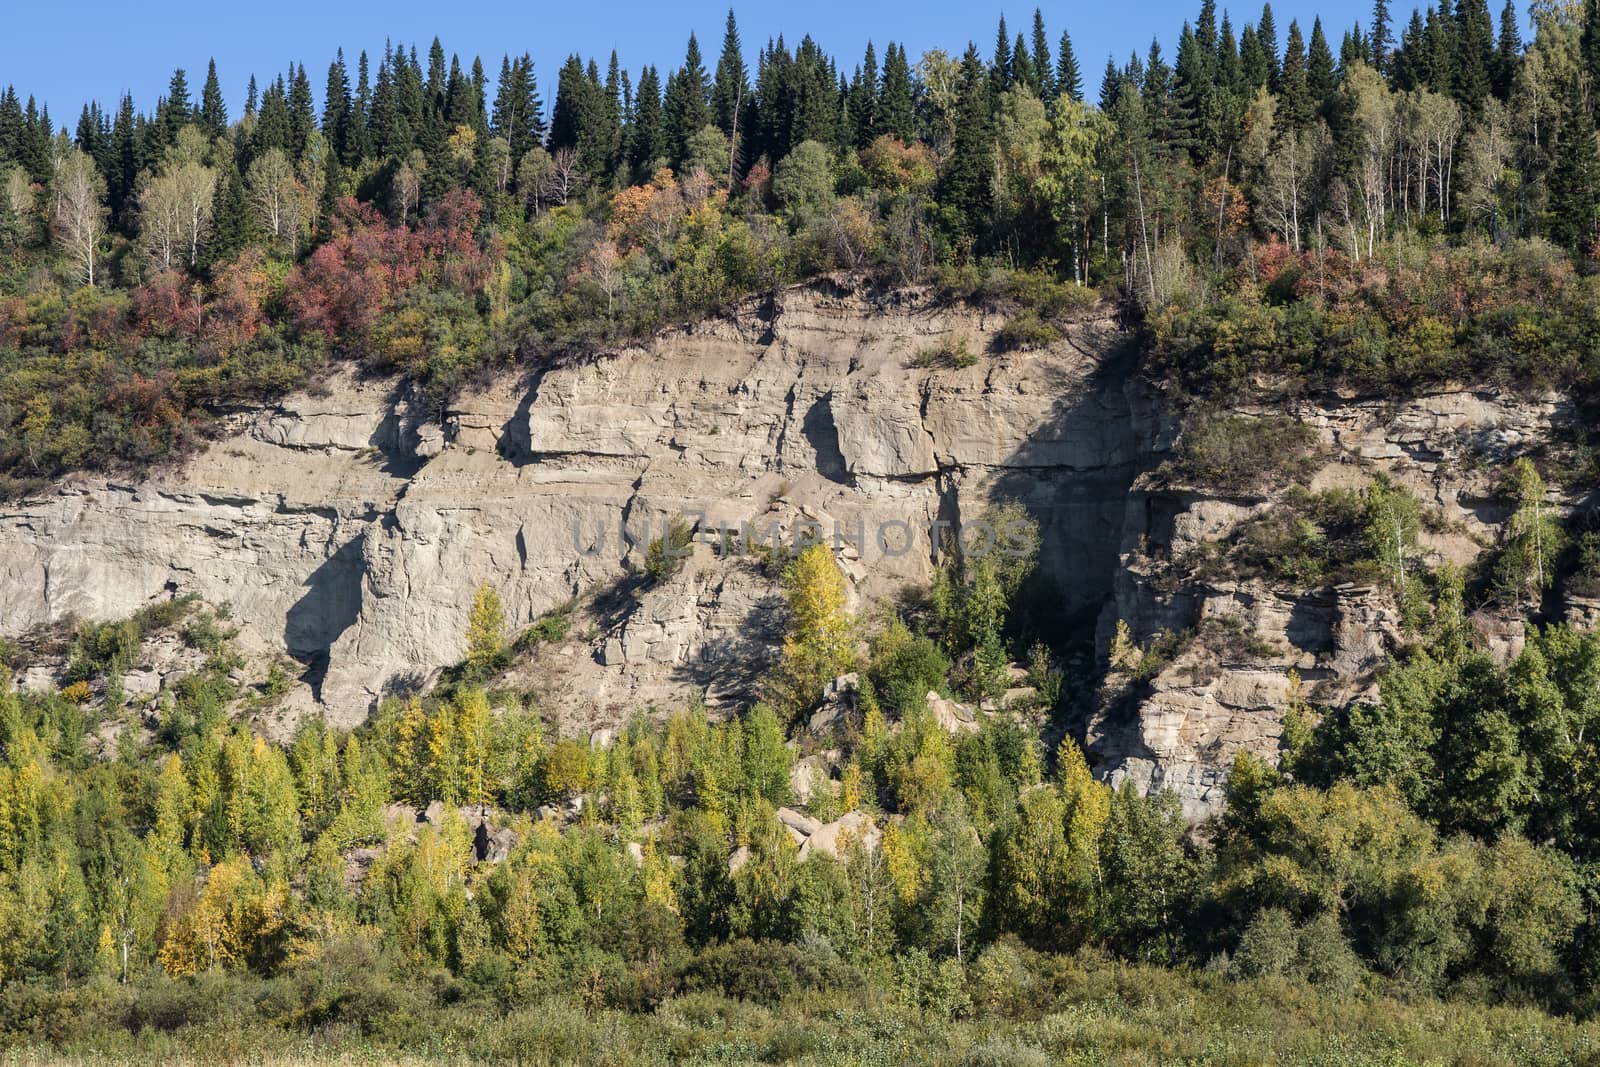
1089 388 1577 819
3 280 1576 823
0 284 1134 732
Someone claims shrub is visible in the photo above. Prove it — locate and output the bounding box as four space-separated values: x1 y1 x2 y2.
518 610 573 648
682 938 861 1005
994 310 1060 352
1164 412 1320 494
868 618 951 717
913 334 978 369
645 515 695 582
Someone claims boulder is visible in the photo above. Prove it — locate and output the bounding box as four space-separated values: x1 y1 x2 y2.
797 811 878 860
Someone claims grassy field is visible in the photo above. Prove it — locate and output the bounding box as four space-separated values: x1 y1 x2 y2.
3 956 1598 1066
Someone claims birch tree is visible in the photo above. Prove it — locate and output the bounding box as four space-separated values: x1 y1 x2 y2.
51 148 107 286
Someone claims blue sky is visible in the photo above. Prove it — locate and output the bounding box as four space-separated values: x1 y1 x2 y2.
7 0 1446 123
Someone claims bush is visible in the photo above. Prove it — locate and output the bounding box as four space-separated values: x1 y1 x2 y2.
645 514 696 582
913 334 978 369
682 938 861 1005
994 310 1060 352
1164 412 1320 494
868 618 951 716
518 609 573 648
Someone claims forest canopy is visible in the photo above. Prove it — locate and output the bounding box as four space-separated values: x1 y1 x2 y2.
7 2 1600 493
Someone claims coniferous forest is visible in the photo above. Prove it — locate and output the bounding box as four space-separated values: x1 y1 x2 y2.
11 2 1600 1063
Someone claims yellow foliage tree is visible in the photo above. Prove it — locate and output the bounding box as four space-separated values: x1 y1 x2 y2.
768 543 857 719
465 582 507 673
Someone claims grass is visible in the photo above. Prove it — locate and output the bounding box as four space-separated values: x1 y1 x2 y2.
4 956 1598 1065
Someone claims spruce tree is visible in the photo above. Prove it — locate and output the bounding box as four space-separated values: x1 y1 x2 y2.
1031 10 1054 101
162 68 193 147
200 60 228 139
878 43 917 140
1307 18 1337 108
629 65 665 176
1371 0 1393 72
1259 3 1281 89
712 9 749 142
664 33 710 165
1013 32 1034 94
1550 75 1600 249
1277 20 1312 132
1056 32 1083 102
941 44 996 239
1100 56 1123 111
1494 0 1522 101
548 55 588 152
351 52 372 163
992 16 1012 93
1219 16 1243 98
1240 25 1269 91
287 64 315 161
323 51 353 166
1454 0 1494 111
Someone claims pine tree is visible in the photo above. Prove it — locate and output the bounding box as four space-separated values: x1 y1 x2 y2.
200 60 228 139
163 68 193 146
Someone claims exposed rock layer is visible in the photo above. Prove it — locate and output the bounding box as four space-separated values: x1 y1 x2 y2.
1 283 1573 818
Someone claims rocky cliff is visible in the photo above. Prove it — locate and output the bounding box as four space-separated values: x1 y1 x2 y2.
0 281 1571 816
0 283 1134 736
